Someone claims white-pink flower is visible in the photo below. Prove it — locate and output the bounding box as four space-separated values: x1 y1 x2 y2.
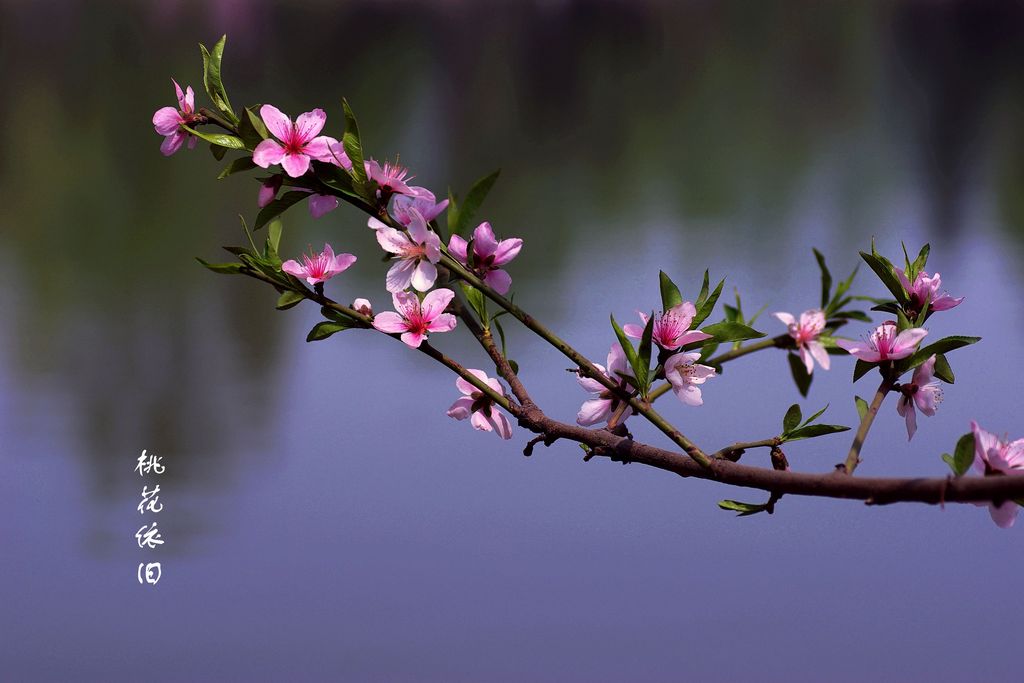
664 352 716 406
252 105 339 178
393 187 449 225
281 244 356 286
152 79 200 156
257 176 339 219
835 321 927 363
448 222 523 295
576 344 632 426
368 209 442 293
372 289 457 348
773 309 830 374
896 268 963 313
895 355 943 440
971 421 1024 528
351 298 373 316
446 369 513 440
623 302 713 351
365 159 415 197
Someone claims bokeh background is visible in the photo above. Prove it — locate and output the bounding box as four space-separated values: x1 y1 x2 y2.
2 1 1023 680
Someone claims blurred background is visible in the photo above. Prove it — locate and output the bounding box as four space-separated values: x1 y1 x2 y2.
2 1 1023 680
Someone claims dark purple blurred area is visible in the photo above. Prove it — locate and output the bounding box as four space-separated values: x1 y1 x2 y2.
2 1 1023 681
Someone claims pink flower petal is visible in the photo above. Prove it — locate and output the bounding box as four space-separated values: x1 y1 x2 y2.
159 131 186 156
173 79 186 110
294 108 326 145
330 252 357 274
302 135 335 162
153 106 182 136
281 152 311 178
773 311 796 327
252 139 286 168
183 85 195 113
988 501 1019 528
889 328 928 359
410 260 438 292
420 288 456 320
470 410 494 433
577 398 612 426
446 396 474 420
375 226 410 254
807 340 830 371
400 330 425 348
448 235 469 262
484 268 512 295
490 407 514 440
309 194 339 218
385 259 417 293
835 339 880 363
281 259 306 279
472 222 499 257
426 313 457 333
492 237 523 266
260 104 293 142
372 311 409 334
406 208 429 244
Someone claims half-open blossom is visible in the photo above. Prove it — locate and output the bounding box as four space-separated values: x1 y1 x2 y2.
372 289 457 348
253 105 338 178
281 244 356 286
368 209 441 292
446 369 512 440
664 352 716 406
576 344 632 426
152 79 200 156
896 268 963 313
971 421 1024 528
448 222 523 295
623 302 713 351
365 159 414 197
393 187 449 225
351 298 373 316
836 321 927 363
773 309 830 374
896 355 943 440
257 176 339 219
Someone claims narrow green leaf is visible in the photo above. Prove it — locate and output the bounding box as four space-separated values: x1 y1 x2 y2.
459 283 488 323
659 271 683 311
933 353 955 384
267 218 283 256
237 106 269 149
321 306 356 324
196 257 244 275
913 243 930 276
783 423 850 441
813 248 833 309
254 190 307 231
341 98 368 185
454 169 501 237
276 290 304 310
181 125 246 150
782 404 802 434
493 317 508 358
951 432 974 476
859 251 908 304
853 359 874 382
718 499 769 517
636 313 655 395
692 277 725 328
897 336 981 375
217 156 257 179
610 314 639 384
787 352 812 397
702 321 766 343
802 403 830 427
696 270 711 306
855 395 869 420
199 35 236 122
306 320 353 342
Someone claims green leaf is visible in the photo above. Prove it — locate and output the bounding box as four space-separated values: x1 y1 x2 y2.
855 395 869 420
210 143 227 161
306 320 353 342
493 317 508 358
718 499 770 517
254 190 308 231
659 271 683 311
460 283 488 324
933 353 955 384
196 257 244 275
802 403 829 426
859 251 908 304
321 306 356 324
199 35 237 122
341 98 368 186
853 359 874 382
696 270 711 306
835 310 872 323
266 218 283 256
636 313 655 395
237 106 269 149
446 189 460 236
912 243 930 276
702 321 766 343
454 169 501 237
181 125 246 150
813 248 833 309
898 336 981 374
943 432 975 476
787 352 812 397
276 290 304 310
827 264 860 315
217 156 257 179
692 277 725 328
783 423 850 441
610 314 639 385
782 404 802 434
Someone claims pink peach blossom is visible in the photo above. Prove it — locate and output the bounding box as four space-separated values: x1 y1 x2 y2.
252 105 339 178
152 79 200 156
393 187 449 225
446 369 513 440
836 321 927 363
368 209 442 293
447 222 523 295
895 355 943 440
372 289 457 348
773 309 830 374
896 268 963 313
664 352 716 406
576 344 632 426
971 421 1024 528
281 244 356 286
624 302 713 351
365 159 415 197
